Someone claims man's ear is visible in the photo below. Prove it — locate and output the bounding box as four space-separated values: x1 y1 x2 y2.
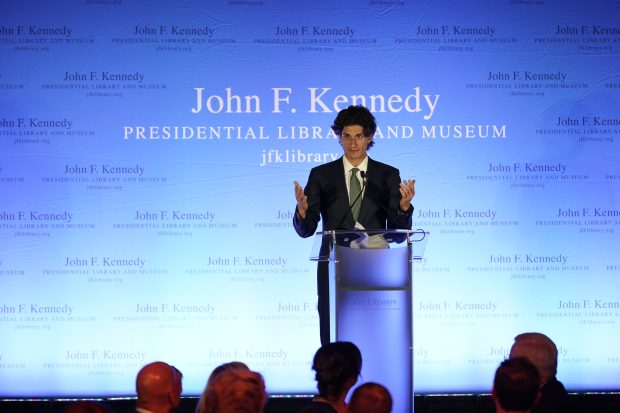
168 386 181 407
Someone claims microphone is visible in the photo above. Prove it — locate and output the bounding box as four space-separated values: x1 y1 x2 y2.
349 170 366 218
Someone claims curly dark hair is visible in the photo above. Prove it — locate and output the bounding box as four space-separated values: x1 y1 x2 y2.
312 341 362 401
330 105 376 149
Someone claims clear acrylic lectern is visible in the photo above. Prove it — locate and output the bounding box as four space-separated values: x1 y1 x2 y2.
311 229 428 413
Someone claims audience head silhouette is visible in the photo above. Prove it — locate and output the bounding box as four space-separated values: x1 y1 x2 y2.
508 332 572 413
348 382 392 413
311 341 362 412
196 361 250 413
201 368 266 413
136 361 183 413
493 357 540 413
509 332 558 383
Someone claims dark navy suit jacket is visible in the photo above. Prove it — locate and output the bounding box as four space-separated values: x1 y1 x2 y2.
293 157 412 237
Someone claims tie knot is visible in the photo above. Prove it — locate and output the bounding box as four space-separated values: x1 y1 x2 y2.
351 167 359 176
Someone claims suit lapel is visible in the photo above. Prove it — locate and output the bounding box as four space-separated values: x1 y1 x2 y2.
332 158 355 228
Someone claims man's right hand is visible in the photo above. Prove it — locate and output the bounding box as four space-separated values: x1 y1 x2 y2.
293 181 308 219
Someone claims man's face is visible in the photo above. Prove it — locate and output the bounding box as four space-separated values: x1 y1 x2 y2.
339 124 372 165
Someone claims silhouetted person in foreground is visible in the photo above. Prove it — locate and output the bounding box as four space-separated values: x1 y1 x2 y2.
509 333 570 413
493 357 541 413
135 361 183 413
200 368 267 413
303 341 362 413
195 361 251 413
348 382 392 413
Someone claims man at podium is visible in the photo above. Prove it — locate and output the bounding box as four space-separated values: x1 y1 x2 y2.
292 105 416 345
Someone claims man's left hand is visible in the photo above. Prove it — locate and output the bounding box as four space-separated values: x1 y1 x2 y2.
399 179 415 212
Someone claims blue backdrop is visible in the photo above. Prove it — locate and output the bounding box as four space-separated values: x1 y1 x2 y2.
1 0 619 397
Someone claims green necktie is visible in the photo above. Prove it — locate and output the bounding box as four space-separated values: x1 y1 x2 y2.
349 167 362 221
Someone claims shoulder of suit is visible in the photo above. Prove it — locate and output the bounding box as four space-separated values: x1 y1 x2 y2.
312 157 343 172
368 157 399 173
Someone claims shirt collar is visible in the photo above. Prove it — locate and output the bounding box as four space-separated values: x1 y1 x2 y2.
342 156 369 173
